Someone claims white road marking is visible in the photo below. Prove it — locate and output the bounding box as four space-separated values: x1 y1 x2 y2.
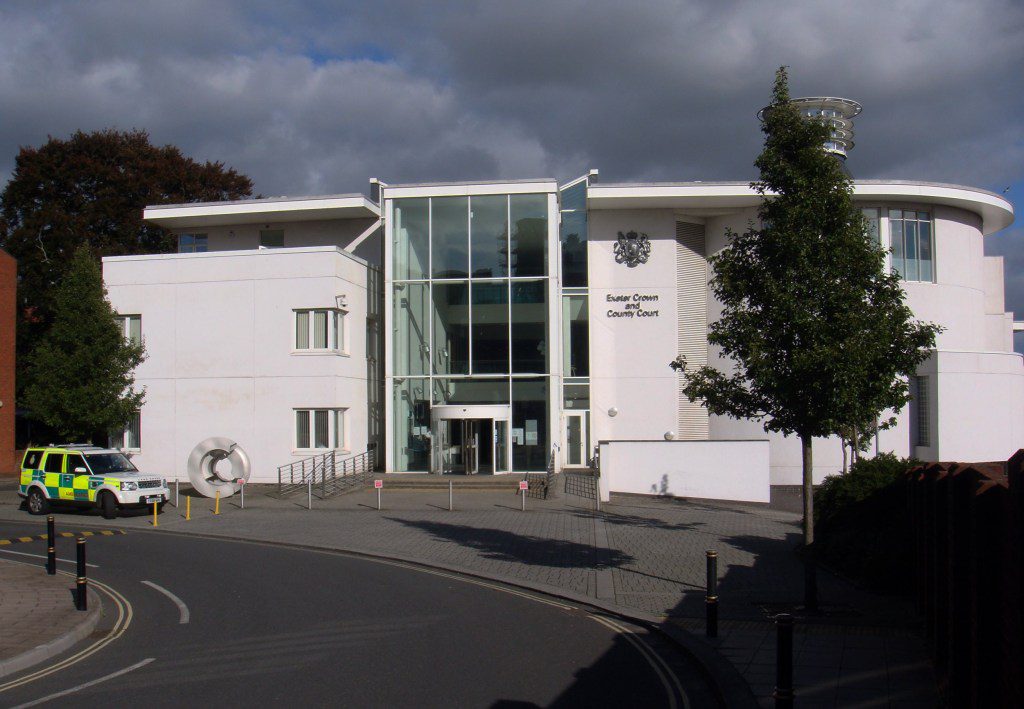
10 658 154 708
0 567 133 694
0 548 98 567
141 580 190 624
590 614 690 709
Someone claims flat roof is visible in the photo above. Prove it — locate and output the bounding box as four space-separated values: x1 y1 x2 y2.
381 179 557 199
143 194 380 228
587 180 1014 235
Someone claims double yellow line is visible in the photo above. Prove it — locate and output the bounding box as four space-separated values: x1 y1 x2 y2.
0 565 133 693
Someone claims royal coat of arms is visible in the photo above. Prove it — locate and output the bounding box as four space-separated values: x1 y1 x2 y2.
614 230 651 267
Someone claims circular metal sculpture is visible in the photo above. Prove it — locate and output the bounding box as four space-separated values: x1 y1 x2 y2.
187 438 251 499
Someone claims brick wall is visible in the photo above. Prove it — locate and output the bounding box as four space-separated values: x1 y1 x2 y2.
0 249 15 476
907 453 1024 707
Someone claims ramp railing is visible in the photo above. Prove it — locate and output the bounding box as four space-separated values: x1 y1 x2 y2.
277 449 376 499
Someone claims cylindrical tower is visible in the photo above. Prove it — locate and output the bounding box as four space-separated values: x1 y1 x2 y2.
758 96 863 159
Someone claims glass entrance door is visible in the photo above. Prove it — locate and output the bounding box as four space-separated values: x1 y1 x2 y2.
431 405 511 475
563 412 588 467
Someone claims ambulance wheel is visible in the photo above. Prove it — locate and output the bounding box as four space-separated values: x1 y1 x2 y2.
100 492 118 520
27 488 49 515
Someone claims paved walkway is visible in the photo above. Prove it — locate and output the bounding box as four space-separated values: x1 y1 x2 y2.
0 558 101 678
0 479 936 706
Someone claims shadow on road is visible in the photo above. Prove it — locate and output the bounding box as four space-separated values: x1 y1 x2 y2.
393 518 635 569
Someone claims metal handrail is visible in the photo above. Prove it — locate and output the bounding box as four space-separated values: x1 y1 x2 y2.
277 448 376 499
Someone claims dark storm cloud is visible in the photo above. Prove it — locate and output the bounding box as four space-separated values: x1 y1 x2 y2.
2 0 1022 194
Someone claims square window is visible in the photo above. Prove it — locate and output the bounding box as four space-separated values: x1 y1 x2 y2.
260 229 284 248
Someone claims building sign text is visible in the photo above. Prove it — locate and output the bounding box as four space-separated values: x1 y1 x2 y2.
606 293 660 319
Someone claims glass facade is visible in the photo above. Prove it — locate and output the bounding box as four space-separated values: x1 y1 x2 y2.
390 191 553 472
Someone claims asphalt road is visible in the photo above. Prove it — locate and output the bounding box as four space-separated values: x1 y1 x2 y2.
0 518 719 708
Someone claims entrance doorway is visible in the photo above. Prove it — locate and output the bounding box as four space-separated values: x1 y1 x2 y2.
563 411 589 468
431 405 511 475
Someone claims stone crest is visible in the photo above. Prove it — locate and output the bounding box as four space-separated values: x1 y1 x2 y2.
614 230 651 267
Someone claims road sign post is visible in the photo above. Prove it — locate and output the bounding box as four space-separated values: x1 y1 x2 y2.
375 479 383 510
237 478 245 509
519 480 528 511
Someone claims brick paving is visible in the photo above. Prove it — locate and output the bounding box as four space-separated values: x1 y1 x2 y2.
0 481 937 706
0 558 100 678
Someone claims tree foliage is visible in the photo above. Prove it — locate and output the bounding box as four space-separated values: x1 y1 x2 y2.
676 67 940 546
0 129 254 351
22 247 145 441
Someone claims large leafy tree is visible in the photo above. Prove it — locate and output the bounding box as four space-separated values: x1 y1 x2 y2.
0 129 254 366
677 68 939 557
22 247 145 441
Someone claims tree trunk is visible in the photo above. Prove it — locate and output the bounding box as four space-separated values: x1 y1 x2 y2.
801 433 814 545
801 433 818 610
852 428 859 464
841 439 848 474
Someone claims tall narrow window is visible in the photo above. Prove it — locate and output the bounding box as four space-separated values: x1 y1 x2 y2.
889 210 933 282
861 208 880 245
913 376 931 447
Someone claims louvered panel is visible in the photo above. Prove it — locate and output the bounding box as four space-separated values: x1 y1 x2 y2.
676 221 710 440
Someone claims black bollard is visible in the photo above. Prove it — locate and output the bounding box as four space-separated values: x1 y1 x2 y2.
46 515 56 575
705 550 718 638
75 536 87 611
773 613 794 709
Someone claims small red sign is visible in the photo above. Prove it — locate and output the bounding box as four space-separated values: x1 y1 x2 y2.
519 481 529 490
374 480 383 489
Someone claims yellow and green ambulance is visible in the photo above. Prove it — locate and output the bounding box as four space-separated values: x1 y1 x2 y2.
19 445 169 519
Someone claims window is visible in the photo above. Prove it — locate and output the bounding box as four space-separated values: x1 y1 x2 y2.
110 411 141 450
295 409 347 450
44 453 65 473
178 233 208 253
861 208 880 245
22 449 43 470
912 376 931 447
294 309 345 352
67 454 87 475
889 210 933 282
115 314 142 346
260 229 284 248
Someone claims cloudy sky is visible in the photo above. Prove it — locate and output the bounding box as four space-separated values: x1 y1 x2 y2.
1 1 1022 336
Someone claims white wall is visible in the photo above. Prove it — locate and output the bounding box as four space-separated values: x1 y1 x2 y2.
104 246 372 483
176 218 380 264
587 209 681 446
625 200 1023 484
598 440 770 503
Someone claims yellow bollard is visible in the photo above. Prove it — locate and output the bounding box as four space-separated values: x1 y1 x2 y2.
186 495 191 521
152 501 158 527
214 490 220 515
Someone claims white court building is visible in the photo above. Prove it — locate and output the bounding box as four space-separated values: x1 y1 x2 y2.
103 170 1019 503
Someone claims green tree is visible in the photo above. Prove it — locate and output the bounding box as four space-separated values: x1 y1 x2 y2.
22 247 145 441
675 68 939 560
0 129 254 374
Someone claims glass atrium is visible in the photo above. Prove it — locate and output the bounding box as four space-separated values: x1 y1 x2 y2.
389 189 557 473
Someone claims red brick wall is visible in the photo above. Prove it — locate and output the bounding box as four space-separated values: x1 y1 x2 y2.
0 249 15 476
